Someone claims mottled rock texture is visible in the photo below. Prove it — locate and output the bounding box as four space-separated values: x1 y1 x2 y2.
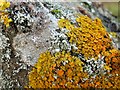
0 0 119 88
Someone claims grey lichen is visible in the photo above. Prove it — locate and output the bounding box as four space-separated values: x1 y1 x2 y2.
0 29 11 62
44 2 77 23
0 28 11 88
83 56 106 77
12 2 51 66
10 2 34 32
0 0 120 88
0 32 10 50
11 2 49 33
49 28 78 53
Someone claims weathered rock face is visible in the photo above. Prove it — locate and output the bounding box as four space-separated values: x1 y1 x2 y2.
12 30 51 66
9 1 120 65
10 2 51 66
0 0 120 88
0 28 11 88
11 1 120 66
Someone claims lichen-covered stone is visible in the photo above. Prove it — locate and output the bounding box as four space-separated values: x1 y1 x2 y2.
0 26 11 88
0 0 120 89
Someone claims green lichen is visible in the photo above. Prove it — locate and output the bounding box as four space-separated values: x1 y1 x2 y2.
51 9 62 18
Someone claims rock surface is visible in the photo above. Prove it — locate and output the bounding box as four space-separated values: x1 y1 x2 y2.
0 0 120 88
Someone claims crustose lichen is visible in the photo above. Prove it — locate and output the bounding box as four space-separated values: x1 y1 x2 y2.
58 15 112 60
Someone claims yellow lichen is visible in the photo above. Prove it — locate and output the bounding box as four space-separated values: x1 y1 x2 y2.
0 0 12 28
0 0 10 11
80 74 120 88
27 51 87 88
58 15 112 60
26 15 120 89
109 32 117 38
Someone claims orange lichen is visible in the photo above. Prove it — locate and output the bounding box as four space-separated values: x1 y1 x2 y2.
81 49 120 88
79 73 120 88
26 15 120 89
103 48 120 75
57 70 64 77
58 15 112 60
27 51 87 88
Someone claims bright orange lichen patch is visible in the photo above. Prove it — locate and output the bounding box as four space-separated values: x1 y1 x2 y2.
102 48 120 74
26 15 120 89
57 70 64 77
27 51 87 88
58 15 112 60
84 49 120 88
105 49 120 75
80 72 120 88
